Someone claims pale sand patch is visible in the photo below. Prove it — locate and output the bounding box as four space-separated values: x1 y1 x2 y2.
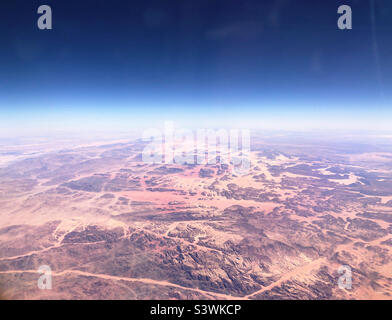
330 173 360 185
380 196 392 204
317 166 336 176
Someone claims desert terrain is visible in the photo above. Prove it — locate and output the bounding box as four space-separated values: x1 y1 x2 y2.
0 132 392 299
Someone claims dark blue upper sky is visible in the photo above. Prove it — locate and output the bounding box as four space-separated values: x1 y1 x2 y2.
0 0 391 134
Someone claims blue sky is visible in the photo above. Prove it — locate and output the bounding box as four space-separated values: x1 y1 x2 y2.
0 0 391 136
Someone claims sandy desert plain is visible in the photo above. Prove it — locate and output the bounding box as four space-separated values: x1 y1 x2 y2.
0 132 392 300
